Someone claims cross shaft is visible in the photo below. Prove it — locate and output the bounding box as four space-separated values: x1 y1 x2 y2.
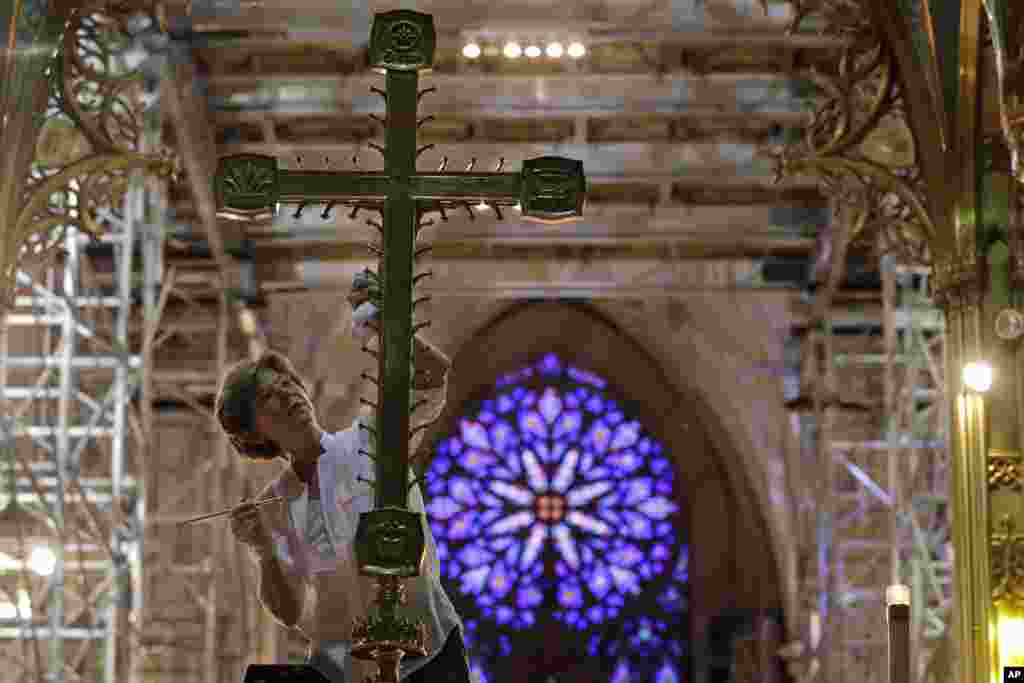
214 12 585 512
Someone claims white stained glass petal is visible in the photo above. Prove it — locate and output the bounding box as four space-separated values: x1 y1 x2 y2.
609 566 639 594
522 450 549 492
609 421 640 450
461 566 490 594
553 523 580 569
639 496 677 520
521 524 547 568
538 387 562 425
489 510 535 535
566 480 613 507
460 420 491 450
426 496 462 520
490 480 534 506
551 448 580 493
566 510 612 536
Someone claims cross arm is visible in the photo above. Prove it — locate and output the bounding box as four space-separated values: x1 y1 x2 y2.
214 154 586 224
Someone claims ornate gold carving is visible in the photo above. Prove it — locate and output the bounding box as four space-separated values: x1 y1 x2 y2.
992 516 1024 609
772 1 936 269
988 452 1024 490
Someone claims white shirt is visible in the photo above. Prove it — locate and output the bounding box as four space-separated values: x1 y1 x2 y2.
256 415 462 681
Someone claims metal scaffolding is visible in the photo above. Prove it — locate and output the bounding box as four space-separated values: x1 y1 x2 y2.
0 168 151 681
804 259 952 683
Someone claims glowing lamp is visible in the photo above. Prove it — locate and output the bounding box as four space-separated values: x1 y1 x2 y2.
963 361 994 393
462 43 481 59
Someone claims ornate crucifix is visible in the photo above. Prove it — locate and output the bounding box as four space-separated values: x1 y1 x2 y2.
214 9 585 682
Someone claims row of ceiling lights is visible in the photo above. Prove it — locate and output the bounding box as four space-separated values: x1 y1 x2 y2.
461 41 587 60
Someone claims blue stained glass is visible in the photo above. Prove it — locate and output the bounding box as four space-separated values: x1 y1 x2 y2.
567 510 612 536
567 480 613 507
553 523 580 568
517 585 543 608
462 449 499 476
610 660 631 683
588 422 612 453
428 497 461 520
489 481 533 506
450 478 476 505
655 662 680 683
496 394 515 414
489 536 515 552
606 423 638 450
461 566 490 593
519 410 548 440
640 497 676 520
610 450 642 474
553 411 582 441
539 387 562 424
623 478 653 505
427 354 687 683
551 449 579 493
448 512 478 540
489 566 514 598
539 353 562 374
461 420 490 450
488 422 516 454
521 451 548 492
489 509 533 534
609 566 639 594
558 581 584 608
586 567 613 599
458 545 492 568
521 525 546 567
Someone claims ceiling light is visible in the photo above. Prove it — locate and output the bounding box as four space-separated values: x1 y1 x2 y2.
525 45 541 58
962 361 993 393
567 42 586 59
462 43 482 59
503 42 522 59
545 42 564 58
28 545 56 577
476 201 490 211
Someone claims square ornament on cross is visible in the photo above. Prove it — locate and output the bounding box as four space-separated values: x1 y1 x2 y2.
520 156 587 224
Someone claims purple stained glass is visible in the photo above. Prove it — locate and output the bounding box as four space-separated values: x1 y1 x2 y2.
426 354 688 683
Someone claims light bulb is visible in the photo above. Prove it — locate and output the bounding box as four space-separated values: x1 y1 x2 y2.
546 42 564 58
28 545 56 577
503 42 522 59
567 42 586 59
462 43 482 59
525 45 541 58
475 201 490 211
962 361 993 393
886 584 910 607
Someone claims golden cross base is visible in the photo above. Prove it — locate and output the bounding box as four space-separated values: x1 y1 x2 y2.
351 576 428 683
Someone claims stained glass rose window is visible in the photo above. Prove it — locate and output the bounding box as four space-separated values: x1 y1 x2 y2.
425 353 689 683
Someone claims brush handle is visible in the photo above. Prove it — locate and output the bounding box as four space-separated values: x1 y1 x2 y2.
178 495 286 525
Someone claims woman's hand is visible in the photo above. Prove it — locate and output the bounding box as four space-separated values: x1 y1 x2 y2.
229 498 271 554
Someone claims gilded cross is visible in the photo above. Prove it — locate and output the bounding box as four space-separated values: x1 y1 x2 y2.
217 11 585 680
